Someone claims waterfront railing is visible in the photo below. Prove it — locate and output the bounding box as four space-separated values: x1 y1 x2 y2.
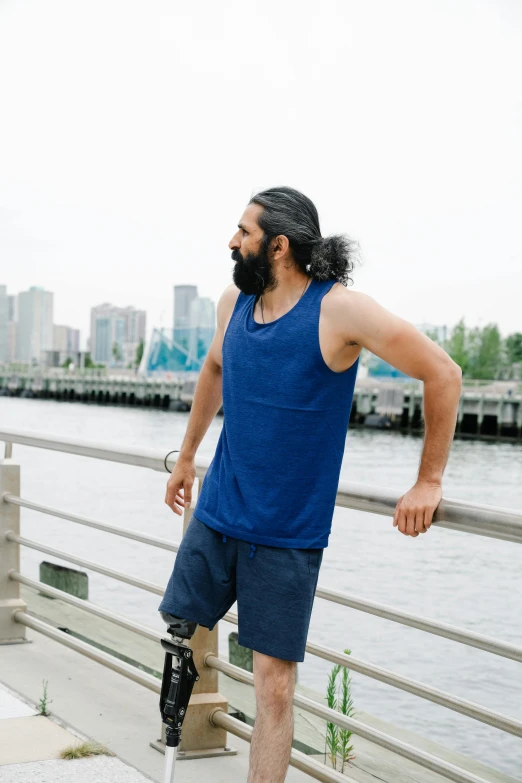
1 426 521 783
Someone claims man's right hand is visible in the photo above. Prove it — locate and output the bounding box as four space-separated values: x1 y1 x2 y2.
165 457 196 516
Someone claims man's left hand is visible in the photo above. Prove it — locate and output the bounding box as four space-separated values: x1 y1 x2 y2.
393 481 443 536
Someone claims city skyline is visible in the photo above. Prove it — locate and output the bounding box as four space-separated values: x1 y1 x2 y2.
2 277 519 363
0 282 218 368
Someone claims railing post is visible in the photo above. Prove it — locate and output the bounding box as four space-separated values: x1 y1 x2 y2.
0 444 27 643
153 475 235 759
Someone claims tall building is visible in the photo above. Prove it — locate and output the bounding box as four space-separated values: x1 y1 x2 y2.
53 325 80 355
7 322 17 363
5 293 18 361
187 296 216 369
8 294 17 322
173 285 198 329
16 286 53 364
90 303 146 366
0 286 8 363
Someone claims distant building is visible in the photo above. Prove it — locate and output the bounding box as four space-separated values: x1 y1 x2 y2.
367 355 410 380
90 303 146 366
416 322 448 344
16 286 54 364
143 286 216 374
187 296 216 369
53 325 80 355
8 294 17 323
4 293 18 362
0 286 8 363
173 285 198 329
7 322 17 362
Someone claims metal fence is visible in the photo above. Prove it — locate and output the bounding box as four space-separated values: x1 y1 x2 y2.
1 426 521 783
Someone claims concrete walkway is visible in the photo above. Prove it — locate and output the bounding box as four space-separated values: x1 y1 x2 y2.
1 628 520 783
0 680 155 781
0 631 312 782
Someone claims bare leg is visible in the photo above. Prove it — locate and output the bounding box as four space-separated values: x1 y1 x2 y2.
247 650 297 783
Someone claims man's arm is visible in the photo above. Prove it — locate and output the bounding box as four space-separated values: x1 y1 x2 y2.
165 283 240 516
340 289 462 536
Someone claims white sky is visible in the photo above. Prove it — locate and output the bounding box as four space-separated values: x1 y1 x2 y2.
1 0 521 350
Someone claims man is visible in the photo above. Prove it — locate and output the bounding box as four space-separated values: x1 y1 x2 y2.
159 186 462 782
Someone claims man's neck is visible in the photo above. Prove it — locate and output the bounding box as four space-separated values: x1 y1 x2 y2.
259 273 311 317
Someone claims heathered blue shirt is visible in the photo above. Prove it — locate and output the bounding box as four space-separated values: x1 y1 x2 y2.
193 276 359 548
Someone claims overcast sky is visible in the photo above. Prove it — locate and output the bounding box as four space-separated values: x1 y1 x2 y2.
1 0 521 350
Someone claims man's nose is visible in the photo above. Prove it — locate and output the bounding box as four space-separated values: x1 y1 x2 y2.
229 232 240 250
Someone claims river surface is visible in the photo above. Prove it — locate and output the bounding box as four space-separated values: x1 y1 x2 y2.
1 397 521 776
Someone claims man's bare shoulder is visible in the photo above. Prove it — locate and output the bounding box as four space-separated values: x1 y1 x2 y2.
324 281 376 317
216 283 242 330
322 282 383 345
221 282 242 303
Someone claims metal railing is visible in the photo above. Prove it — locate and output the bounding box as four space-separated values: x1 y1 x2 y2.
1 425 521 783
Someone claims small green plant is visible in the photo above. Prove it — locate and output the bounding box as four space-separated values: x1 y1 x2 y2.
325 648 356 772
37 679 53 716
60 740 116 760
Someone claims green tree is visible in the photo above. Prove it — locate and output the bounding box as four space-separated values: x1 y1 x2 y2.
468 323 503 380
506 332 522 364
423 327 442 345
84 353 106 370
445 318 469 375
135 338 144 368
112 341 123 363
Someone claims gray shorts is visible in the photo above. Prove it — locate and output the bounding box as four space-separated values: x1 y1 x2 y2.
158 514 323 662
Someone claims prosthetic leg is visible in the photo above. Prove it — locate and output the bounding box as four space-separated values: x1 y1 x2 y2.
159 612 200 783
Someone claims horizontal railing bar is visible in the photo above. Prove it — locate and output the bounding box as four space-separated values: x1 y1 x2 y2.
4 492 519 662
13 608 493 783
6 539 521 737
207 657 492 783
8 607 354 782
9 570 522 741
211 709 355 783
335 483 522 544
2 428 522 542
7 534 521 737
13 611 161 694
10 522 519 671
9 572 164 643
5 533 164 595
304 641 522 738
315 586 522 663
216 612 522 738
3 494 180 553
4 500 520 664
0 427 209 477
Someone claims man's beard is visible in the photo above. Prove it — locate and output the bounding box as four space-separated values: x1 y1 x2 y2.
231 240 277 296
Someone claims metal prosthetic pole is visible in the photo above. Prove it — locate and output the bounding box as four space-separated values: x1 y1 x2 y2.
159 629 200 783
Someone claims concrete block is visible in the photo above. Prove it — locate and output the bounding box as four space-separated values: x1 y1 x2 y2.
228 631 253 673
39 562 88 600
179 693 228 753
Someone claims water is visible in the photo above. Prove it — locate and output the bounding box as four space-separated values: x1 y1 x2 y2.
1 397 521 776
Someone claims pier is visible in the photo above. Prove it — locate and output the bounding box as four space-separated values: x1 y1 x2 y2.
1 427 521 781
1 369 522 441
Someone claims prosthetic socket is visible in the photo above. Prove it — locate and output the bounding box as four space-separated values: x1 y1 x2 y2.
159 613 200 748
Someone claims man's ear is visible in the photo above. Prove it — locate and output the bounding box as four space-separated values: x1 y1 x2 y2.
272 234 290 259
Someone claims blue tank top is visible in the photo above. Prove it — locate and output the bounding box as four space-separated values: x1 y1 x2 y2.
193 276 359 549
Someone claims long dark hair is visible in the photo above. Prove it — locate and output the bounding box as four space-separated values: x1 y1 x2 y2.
249 186 358 286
